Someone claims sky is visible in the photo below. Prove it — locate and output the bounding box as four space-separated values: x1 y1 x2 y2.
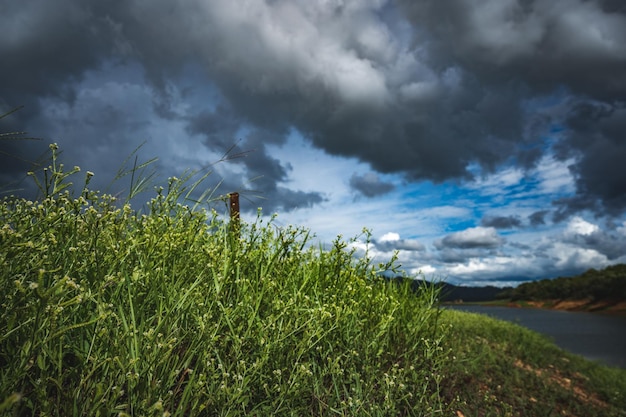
1 0 626 286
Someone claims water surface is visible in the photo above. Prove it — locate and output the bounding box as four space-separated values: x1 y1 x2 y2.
445 305 626 369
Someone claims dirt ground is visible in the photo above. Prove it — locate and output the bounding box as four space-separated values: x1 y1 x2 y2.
507 299 626 315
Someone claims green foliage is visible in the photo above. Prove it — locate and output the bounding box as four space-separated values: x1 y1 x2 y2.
0 147 446 416
506 265 626 301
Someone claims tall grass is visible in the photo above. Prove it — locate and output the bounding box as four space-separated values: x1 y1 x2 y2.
0 145 446 416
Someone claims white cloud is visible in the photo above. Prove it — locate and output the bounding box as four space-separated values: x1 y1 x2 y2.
448 256 510 277
565 216 599 236
468 165 524 195
535 155 576 195
548 242 607 271
409 264 436 276
380 232 400 242
437 227 503 249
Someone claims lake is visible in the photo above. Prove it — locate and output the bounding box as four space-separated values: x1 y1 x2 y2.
445 305 626 369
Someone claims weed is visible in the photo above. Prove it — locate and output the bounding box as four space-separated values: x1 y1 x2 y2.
0 145 446 416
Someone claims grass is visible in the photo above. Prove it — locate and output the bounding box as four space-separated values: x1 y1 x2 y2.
438 310 626 416
0 145 446 416
1 144 625 416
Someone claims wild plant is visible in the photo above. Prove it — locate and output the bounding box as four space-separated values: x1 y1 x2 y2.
0 144 447 416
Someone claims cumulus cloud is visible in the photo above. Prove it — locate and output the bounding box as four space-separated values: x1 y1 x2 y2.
561 217 626 260
565 217 599 236
435 227 504 249
430 227 508 269
428 216 626 284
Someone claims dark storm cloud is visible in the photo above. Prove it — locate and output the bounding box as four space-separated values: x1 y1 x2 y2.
396 0 626 215
0 1 124 106
0 0 523 185
0 0 126 190
186 106 243 152
481 215 522 229
2 0 626 217
1 0 326 212
396 0 626 98
553 100 626 217
349 172 395 197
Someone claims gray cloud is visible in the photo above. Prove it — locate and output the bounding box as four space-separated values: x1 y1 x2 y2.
529 210 549 226
235 131 327 212
553 100 626 217
481 215 522 229
186 106 244 153
509 241 531 250
1 0 626 219
184 122 327 212
397 0 626 98
349 172 395 197
562 227 626 261
436 248 500 265
374 239 425 253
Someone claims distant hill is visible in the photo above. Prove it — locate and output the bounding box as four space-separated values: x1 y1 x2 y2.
497 264 626 302
387 278 512 302
391 264 626 306
434 282 510 302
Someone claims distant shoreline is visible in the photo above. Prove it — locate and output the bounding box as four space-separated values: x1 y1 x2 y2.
442 298 626 316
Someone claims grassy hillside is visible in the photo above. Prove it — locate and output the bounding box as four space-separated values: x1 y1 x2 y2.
439 310 626 416
1 146 625 416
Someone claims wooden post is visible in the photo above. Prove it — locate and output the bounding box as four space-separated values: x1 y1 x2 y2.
229 192 240 238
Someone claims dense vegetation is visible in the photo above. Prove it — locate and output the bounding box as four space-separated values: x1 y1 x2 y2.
498 264 626 302
1 144 625 416
0 146 447 415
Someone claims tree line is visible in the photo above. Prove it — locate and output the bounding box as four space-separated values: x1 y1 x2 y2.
497 264 626 301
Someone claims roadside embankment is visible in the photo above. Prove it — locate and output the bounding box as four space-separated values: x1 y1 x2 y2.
505 299 626 315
